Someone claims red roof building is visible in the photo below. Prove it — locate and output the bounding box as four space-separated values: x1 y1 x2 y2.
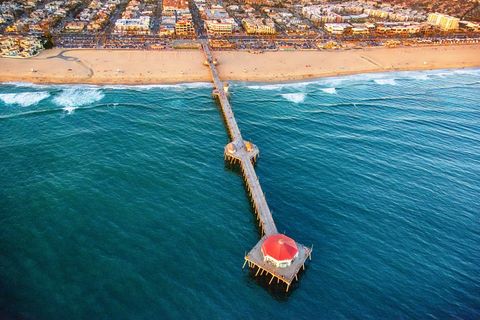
261 234 299 268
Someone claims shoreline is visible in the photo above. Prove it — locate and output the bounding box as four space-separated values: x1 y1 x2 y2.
0 44 479 85
2 65 478 88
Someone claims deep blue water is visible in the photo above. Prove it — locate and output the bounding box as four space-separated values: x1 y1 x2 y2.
0 69 479 319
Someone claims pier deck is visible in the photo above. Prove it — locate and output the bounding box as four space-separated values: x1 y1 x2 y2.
244 235 311 291
201 40 311 291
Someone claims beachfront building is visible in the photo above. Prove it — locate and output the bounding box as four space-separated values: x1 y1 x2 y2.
323 23 351 35
175 18 194 35
376 22 422 34
261 234 299 269
351 24 369 35
0 36 43 58
427 13 460 31
205 20 234 35
159 24 175 36
115 16 151 34
203 5 236 35
159 16 176 36
242 18 276 35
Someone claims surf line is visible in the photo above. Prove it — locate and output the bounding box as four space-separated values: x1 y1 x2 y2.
201 40 312 293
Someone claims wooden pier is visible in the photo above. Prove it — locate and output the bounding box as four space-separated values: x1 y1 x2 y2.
201 40 311 292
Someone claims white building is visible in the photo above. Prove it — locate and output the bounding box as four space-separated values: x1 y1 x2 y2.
205 19 234 34
324 23 351 34
114 16 151 34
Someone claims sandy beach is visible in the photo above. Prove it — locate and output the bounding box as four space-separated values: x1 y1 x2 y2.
0 44 479 84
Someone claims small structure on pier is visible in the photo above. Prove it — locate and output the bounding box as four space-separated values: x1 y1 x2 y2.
224 141 259 165
244 235 312 292
203 58 218 66
262 234 299 268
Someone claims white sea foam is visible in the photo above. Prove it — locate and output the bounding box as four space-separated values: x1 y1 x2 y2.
321 78 345 87
1 82 102 90
452 68 480 76
0 92 50 107
411 74 429 80
1 82 213 92
405 68 480 79
53 88 104 107
247 81 311 91
63 106 77 114
281 93 306 103
178 82 212 89
247 84 281 90
1 82 49 89
322 71 423 86
374 79 397 85
102 82 212 91
321 88 337 94
240 67 480 91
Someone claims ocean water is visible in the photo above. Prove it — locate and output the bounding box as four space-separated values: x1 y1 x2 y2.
0 69 479 319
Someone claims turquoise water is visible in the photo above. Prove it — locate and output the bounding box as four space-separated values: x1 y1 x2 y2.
0 69 479 319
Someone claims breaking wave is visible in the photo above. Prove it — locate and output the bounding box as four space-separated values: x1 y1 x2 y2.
0 92 50 107
321 88 337 94
374 79 397 85
63 106 77 114
1 82 101 90
246 81 311 91
451 68 480 76
1 82 50 89
281 93 306 104
53 88 105 107
410 74 429 80
2 82 212 92
102 82 212 91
